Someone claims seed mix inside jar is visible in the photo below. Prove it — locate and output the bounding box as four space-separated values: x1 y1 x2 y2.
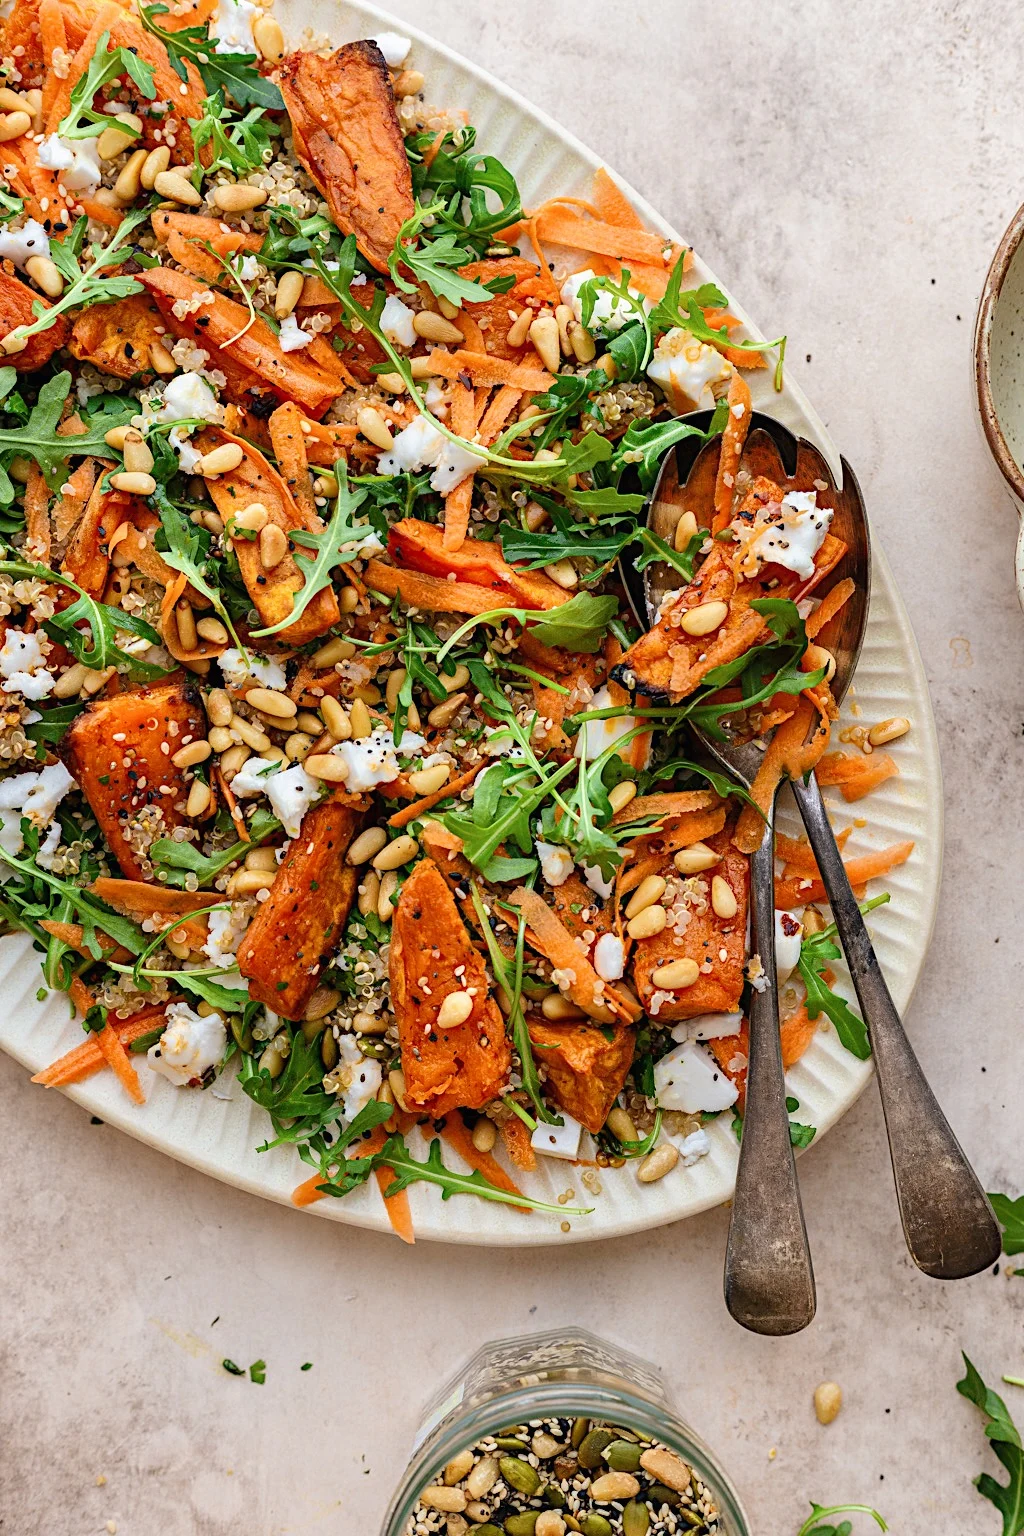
407 1416 722 1535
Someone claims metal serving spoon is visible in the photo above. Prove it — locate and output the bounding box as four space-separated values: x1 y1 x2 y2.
623 411 1001 1297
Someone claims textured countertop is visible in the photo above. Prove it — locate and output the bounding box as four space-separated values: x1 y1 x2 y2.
3 3 1024 1532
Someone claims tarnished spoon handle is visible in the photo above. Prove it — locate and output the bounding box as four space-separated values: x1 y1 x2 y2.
724 798 816 1334
791 773 1001 1278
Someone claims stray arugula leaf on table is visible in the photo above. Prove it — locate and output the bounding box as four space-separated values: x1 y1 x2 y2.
990 1192 1024 1261
57 29 156 140
139 3 284 110
958 1354 1024 1536
389 203 498 308
797 1503 887 1536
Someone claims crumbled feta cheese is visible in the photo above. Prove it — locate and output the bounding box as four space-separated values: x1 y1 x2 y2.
424 379 448 417
229 757 284 799
210 0 257 54
36 134 101 192
203 905 250 966
560 269 650 334
775 909 804 984
218 649 287 691
35 820 61 870
582 862 614 900
278 314 313 352
148 1002 227 1086
242 761 318 838
159 371 222 424
334 1035 383 1124
0 217 51 268
0 627 53 699
330 728 426 793
170 428 203 474
574 686 640 763
379 293 417 349
536 839 574 887
377 415 446 476
0 761 74 856
670 1011 744 1044
237 254 259 282
653 1039 738 1113
593 932 625 982
747 491 833 581
531 1109 584 1161
429 439 486 494
371 30 411 66
676 1126 711 1166
647 330 734 412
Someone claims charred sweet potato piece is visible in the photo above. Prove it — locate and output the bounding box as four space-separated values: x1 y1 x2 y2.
388 519 568 610
88 878 213 952
61 479 133 598
279 43 414 272
196 427 340 644
527 1017 635 1133
631 829 749 1021
69 293 166 381
455 258 542 357
391 860 511 1117
151 209 262 254
0 268 68 371
140 267 346 419
238 792 359 1017
60 678 207 881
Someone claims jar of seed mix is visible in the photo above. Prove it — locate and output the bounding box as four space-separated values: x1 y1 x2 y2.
381 1329 750 1536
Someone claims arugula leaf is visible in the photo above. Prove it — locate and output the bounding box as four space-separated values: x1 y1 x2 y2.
607 406 727 492
154 487 245 649
139 3 284 110
150 807 281 888
958 1355 1024 1536
7 211 150 355
45 592 167 681
797 930 870 1060
577 269 653 376
375 1133 594 1215
57 29 156 140
240 1028 342 1149
797 1504 887 1536
0 184 23 219
649 250 787 389
468 881 554 1124
389 203 497 308
249 1359 266 1384
520 368 609 452
646 755 760 813
0 374 134 503
991 1193 1024 1258
0 843 146 957
437 592 619 665
250 461 380 638
24 699 88 748
300 1098 403 1197
410 135 523 246
190 92 272 176
443 755 577 873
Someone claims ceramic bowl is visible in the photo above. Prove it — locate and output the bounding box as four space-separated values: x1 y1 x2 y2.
974 196 1024 602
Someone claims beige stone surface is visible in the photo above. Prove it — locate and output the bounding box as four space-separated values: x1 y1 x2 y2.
3 2 1024 1532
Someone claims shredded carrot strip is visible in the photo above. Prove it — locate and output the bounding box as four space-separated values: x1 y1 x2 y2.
591 167 645 230
774 840 914 909
94 1022 146 1104
775 828 852 875
421 129 447 171
478 384 520 443
423 348 553 392
532 206 680 266
500 1115 536 1171
442 378 483 552
805 577 856 639
291 1123 414 1243
435 1114 530 1211
815 750 899 802
712 373 752 533
734 698 825 853
23 465 49 562
455 307 487 354
46 4 122 134
38 0 67 119
32 1009 167 1088
388 762 484 829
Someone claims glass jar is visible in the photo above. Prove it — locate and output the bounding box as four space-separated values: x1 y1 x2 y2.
381 1327 751 1535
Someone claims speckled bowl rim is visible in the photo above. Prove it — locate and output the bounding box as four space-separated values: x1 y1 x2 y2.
974 195 1024 505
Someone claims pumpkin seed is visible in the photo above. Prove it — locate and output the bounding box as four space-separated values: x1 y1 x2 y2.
580 1518 613 1536
644 1485 681 1508
504 1516 539 1536
496 1437 530 1453
320 1030 338 1070
570 1417 590 1449
230 1014 253 1053
499 1456 541 1496
622 1502 650 1536
474 1527 502 1536
543 1484 565 1507
577 1428 614 1469
676 1513 703 1530
603 1440 641 1472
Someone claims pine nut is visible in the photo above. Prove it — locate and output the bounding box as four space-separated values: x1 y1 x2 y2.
310 637 353 668
413 310 464 344
625 875 667 920
174 600 198 650
606 1106 638 1143
543 559 578 590
440 663 470 693
409 354 439 380
339 585 360 614
121 429 154 475
212 182 267 212
357 870 380 915
185 779 212 817
814 1382 843 1425
320 695 351 740
529 313 561 373
303 985 340 1021
802 904 826 936
590 1472 641 1502
23 88 42 132
680 600 728 636
245 847 278 871
608 780 637 814
375 372 407 392
372 834 418 871
535 1514 565 1536
196 616 228 645
252 11 285 60
97 113 142 158
356 405 395 450
303 752 349 782
143 339 174 376
114 148 148 201
349 698 373 739
297 710 325 736
153 169 202 206
868 716 910 747
259 523 288 568
650 957 700 989
245 686 295 719
313 471 339 497
141 145 170 190
393 68 424 97
24 255 62 297
104 426 130 451
80 665 114 697
553 303 574 356
433 297 458 323
803 642 836 683
627 905 667 940
0 332 27 355
274 268 304 320
232 501 270 532
348 826 388 865
53 662 88 699
172 740 211 769
226 867 275 897
711 874 737 919
674 842 720 874
427 692 466 729
261 747 287 768
436 990 473 1029
208 726 234 753
471 1118 497 1154
638 1448 691 1491
219 744 250 778
637 1143 680 1184
284 731 313 761
230 714 271 752
408 762 450 796
674 510 699 550
199 442 244 477
568 320 596 362
110 471 156 495
0 89 25 113
506 309 533 348
541 993 585 1021
420 1487 466 1514
377 869 399 922
384 667 406 714
0 110 31 142
206 688 233 727
595 352 617 379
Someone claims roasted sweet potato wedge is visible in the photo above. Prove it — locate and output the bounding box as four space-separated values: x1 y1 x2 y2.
527 1017 635 1133
631 828 749 1021
196 426 341 644
88 878 213 952
0 268 68 371
388 519 568 610
140 267 347 419
69 293 166 382
61 479 133 598
391 860 511 1117
279 43 414 272
238 792 359 1017
60 678 207 881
